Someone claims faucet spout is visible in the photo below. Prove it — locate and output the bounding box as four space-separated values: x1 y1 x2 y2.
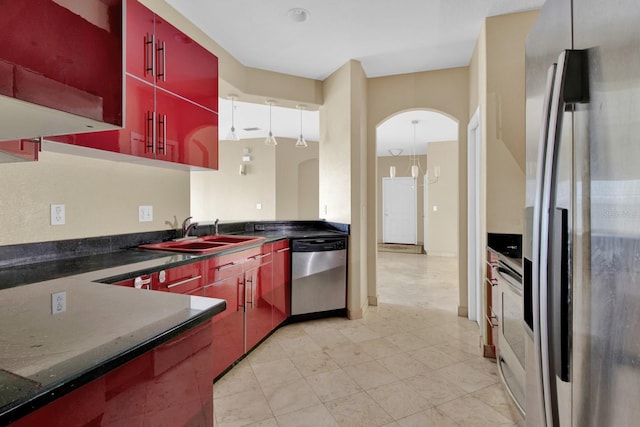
214 218 220 235
182 216 198 238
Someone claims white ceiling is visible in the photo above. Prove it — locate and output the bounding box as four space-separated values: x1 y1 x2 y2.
171 0 544 151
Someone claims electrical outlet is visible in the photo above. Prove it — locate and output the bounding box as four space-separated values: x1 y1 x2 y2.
50 204 65 225
51 291 67 315
256 203 262 210
138 205 153 222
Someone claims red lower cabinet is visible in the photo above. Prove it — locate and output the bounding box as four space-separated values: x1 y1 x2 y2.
204 254 246 378
0 139 39 162
155 262 204 294
12 321 214 427
272 240 290 328
244 245 274 352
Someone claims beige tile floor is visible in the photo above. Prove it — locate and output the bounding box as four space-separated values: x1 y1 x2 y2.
213 252 524 427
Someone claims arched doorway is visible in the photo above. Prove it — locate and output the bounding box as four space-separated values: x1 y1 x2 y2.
375 109 458 257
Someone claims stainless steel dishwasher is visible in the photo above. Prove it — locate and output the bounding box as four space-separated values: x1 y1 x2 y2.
291 237 347 316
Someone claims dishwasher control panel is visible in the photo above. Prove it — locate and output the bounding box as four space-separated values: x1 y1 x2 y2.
291 238 346 252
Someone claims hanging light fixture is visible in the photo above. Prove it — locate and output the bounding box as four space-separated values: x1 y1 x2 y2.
295 104 308 148
410 120 420 179
225 94 240 141
264 100 278 146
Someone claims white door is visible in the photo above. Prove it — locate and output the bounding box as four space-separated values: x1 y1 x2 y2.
423 174 429 253
382 177 417 244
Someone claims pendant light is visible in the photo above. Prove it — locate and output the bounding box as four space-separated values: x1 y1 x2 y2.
225 95 240 141
295 104 308 148
410 119 420 179
264 100 278 146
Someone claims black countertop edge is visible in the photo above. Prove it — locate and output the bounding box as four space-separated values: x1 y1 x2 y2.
487 233 522 259
0 299 226 426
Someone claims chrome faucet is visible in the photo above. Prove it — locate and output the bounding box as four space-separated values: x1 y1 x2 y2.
182 216 198 238
214 218 220 235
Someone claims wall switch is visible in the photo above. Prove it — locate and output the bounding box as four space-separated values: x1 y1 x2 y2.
256 203 262 210
433 205 438 212
50 204 65 225
138 205 153 222
51 291 67 315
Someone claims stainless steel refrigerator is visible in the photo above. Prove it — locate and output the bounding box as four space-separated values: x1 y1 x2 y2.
524 0 640 426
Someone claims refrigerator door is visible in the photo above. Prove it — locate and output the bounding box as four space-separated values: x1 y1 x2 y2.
572 1 640 425
524 1 573 425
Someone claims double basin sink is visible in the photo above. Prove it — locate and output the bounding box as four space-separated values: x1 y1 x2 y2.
138 235 265 254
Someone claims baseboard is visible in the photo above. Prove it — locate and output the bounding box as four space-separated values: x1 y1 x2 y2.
427 251 457 257
457 305 468 318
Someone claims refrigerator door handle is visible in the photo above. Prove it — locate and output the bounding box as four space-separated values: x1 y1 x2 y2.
533 62 557 427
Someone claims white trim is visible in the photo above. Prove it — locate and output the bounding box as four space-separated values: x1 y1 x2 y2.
467 107 482 329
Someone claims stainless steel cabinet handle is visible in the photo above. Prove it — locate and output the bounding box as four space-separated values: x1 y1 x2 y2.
253 253 271 260
245 276 253 307
157 40 166 82
145 111 154 153
157 113 167 155
145 33 155 76
276 247 290 253
166 275 202 289
216 262 237 271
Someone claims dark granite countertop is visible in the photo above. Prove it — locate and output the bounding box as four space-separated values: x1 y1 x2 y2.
0 220 349 423
0 277 225 424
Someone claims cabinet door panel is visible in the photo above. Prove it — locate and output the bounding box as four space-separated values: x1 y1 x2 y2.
245 261 273 351
155 262 204 294
126 0 155 83
204 277 244 378
272 241 290 328
155 88 218 169
0 0 123 125
153 16 218 111
46 76 154 159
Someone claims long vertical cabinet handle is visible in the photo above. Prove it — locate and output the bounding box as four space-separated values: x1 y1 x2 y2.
157 40 166 82
237 277 245 310
532 62 557 427
145 33 155 77
157 114 167 155
539 50 589 427
145 111 155 154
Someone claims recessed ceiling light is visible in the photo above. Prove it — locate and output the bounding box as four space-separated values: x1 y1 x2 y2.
288 8 310 23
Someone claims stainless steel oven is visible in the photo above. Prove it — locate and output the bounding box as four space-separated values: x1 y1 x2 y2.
496 259 526 415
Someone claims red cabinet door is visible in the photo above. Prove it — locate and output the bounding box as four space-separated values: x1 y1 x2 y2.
272 240 290 328
0 0 123 126
204 274 245 378
47 76 155 158
155 262 204 294
153 15 218 111
204 253 246 378
155 87 218 168
126 0 155 84
244 246 274 351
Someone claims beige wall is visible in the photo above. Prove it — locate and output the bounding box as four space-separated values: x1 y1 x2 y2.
0 151 189 246
276 141 319 220
426 141 459 256
485 11 538 234
190 137 319 222
367 68 469 311
320 60 369 319
376 155 428 244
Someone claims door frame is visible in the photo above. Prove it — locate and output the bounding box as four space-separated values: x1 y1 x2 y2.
467 107 482 328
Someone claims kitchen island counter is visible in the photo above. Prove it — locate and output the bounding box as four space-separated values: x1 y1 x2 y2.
0 274 225 425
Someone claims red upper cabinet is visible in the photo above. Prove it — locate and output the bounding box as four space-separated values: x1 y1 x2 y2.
153 16 218 111
126 1 218 110
46 0 219 170
0 0 124 136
